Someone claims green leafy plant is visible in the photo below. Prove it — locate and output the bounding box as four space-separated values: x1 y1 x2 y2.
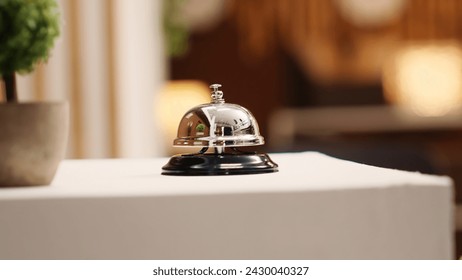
0 0 60 102
163 0 189 57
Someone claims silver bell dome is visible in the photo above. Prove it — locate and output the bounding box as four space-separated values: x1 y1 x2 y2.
173 84 264 147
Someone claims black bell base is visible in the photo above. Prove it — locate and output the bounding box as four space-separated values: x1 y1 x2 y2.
162 153 278 176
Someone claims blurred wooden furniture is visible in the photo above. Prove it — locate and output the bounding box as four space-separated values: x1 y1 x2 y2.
231 0 462 85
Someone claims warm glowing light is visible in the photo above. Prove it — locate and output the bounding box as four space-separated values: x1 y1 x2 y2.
335 0 406 27
155 80 210 153
383 42 462 116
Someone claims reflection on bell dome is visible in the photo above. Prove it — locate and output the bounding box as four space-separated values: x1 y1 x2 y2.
174 84 264 147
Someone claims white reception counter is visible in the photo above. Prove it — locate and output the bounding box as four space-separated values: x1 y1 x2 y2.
0 152 454 259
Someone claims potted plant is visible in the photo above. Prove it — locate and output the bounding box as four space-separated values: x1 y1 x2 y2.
0 0 67 186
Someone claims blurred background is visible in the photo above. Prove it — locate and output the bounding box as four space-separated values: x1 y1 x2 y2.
2 0 462 257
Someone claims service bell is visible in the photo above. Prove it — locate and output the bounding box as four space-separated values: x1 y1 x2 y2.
162 84 278 175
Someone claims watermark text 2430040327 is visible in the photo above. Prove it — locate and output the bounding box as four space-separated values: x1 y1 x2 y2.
152 266 309 277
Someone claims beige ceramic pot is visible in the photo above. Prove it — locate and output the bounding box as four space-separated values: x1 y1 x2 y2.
0 102 69 186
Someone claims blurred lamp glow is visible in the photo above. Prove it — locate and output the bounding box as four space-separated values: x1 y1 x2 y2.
155 81 210 152
383 43 462 116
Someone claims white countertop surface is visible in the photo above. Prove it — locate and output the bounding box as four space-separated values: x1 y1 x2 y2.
0 152 454 259
0 152 452 200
